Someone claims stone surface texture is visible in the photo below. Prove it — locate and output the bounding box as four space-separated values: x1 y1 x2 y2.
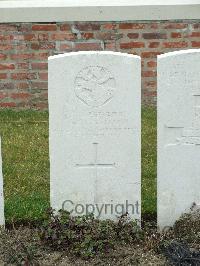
49 51 141 221
158 49 200 229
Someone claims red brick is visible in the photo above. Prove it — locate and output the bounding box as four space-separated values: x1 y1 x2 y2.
17 63 29 70
127 33 139 39
60 24 71 31
31 42 55 50
105 42 116 50
50 33 76 41
16 83 29 90
39 72 48 80
0 35 14 41
0 21 198 109
40 92 48 99
24 34 37 41
192 41 200 48
15 44 28 50
143 91 157 97
60 43 73 51
0 93 7 99
33 53 50 60
31 63 48 70
142 71 157 77
144 81 157 88
171 32 182 38
0 44 13 50
119 23 145 29
10 53 34 60
17 102 30 108
102 23 117 30
0 102 16 107
131 51 141 56
32 24 57 31
34 102 48 109
11 73 37 80
147 61 157 68
11 93 31 99
164 23 188 29
148 42 160 48
18 24 31 32
143 33 167 39
12 35 25 41
74 23 100 31
0 73 7 79
190 32 200 38
0 83 14 89
0 54 7 60
31 82 48 90
163 42 188 48
150 23 159 29
193 23 200 29
74 42 102 51
38 33 49 41
120 42 145 49
96 32 122 40
0 24 17 31
0 63 15 70
81 33 94 40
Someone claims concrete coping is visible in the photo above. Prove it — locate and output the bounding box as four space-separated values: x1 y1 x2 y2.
0 0 200 23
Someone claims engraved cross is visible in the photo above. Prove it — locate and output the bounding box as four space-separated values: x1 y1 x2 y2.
75 143 115 202
75 143 115 172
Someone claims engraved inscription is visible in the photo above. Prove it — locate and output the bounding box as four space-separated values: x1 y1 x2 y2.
63 108 135 136
166 88 200 146
75 66 116 107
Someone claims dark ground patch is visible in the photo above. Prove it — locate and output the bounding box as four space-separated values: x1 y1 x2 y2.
0 209 199 266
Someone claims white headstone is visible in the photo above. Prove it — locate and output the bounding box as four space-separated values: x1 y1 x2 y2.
0 137 5 226
49 51 141 221
158 49 200 229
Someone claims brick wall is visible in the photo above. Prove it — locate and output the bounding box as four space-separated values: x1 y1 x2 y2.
0 21 200 109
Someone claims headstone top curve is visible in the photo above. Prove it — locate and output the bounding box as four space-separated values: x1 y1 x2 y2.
158 49 200 60
48 51 141 61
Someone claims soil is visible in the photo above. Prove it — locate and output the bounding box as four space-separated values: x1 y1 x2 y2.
0 209 199 266
0 227 167 265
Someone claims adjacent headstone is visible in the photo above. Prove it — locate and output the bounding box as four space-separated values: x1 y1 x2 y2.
49 51 141 221
0 137 5 226
158 49 200 229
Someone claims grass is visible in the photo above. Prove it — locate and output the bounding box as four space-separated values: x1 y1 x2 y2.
142 107 157 214
0 108 156 223
0 110 49 223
